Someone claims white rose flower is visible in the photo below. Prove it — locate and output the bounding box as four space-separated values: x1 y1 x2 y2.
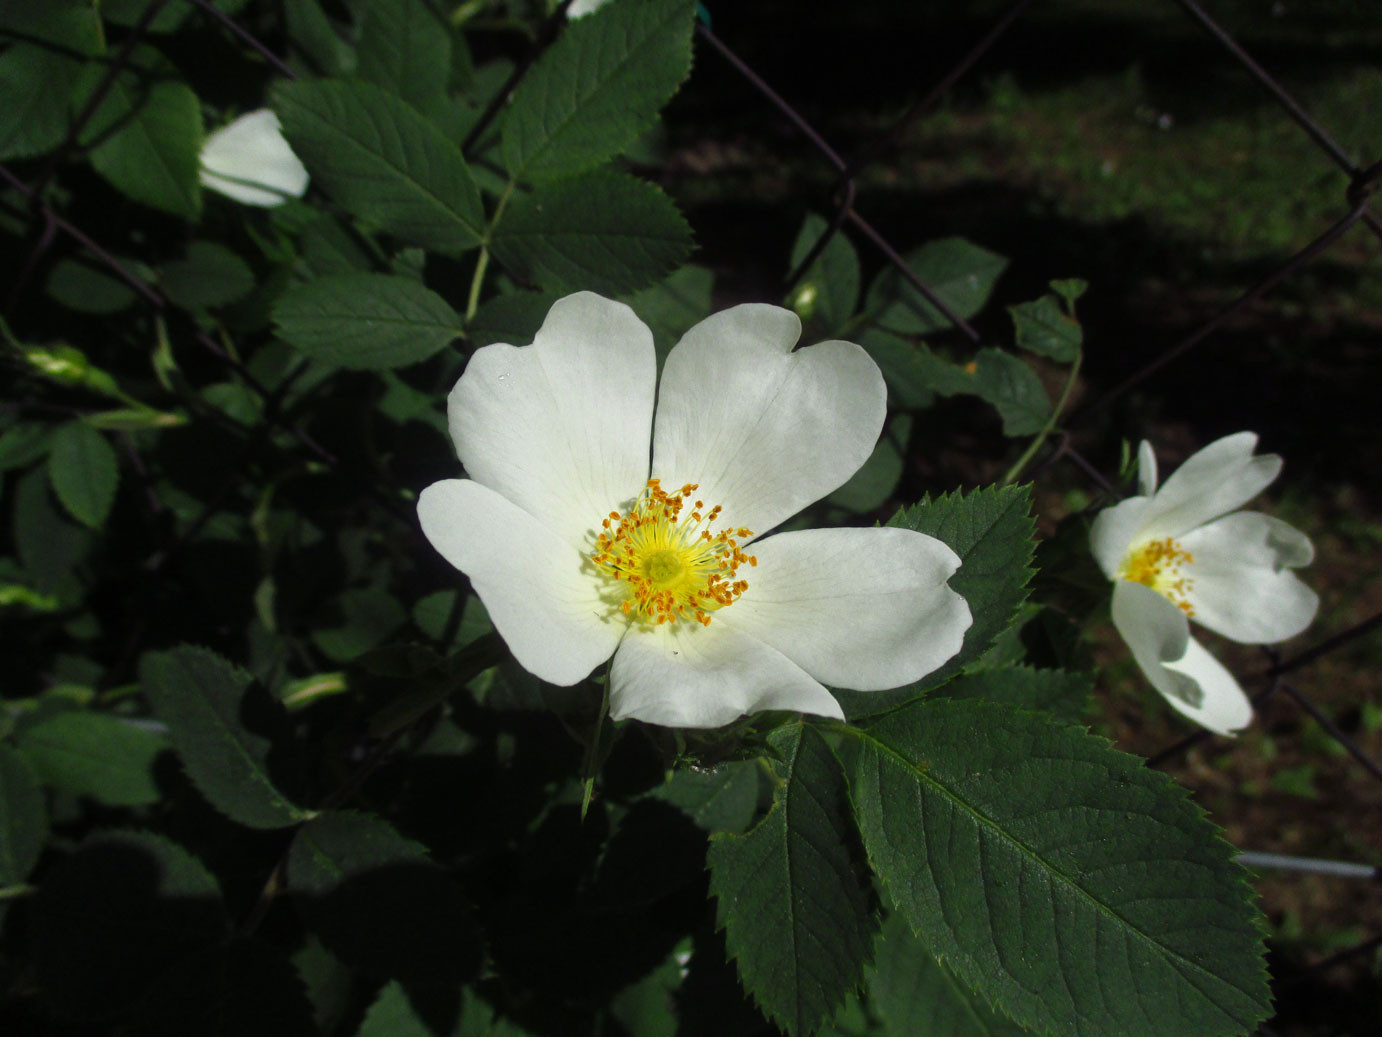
199 109 308 208
418 292 972 727
1090 433 1318 735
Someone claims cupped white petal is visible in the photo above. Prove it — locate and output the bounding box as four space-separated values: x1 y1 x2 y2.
1111 580 1252 735
1161 639 1254 735
417 479 625 685
1089 496 1153 579
1180 511 1319 644
448 292 655 550
1137 432 1281 540
609 621 845 728
1136 439 1158 497
651 304 886 538
199 109 309 207
722 527 970 689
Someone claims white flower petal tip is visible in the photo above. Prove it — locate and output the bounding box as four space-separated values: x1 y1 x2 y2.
567 0 614 17
199 109 309 207
418 292 949 728
1097 433 1316 733
653 303 886 536
1111 582 1252 737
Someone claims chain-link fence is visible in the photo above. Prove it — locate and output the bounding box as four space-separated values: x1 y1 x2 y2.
686 2 1379 1029
3 0 1378 1032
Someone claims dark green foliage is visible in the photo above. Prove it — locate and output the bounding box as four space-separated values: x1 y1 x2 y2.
16 710 168 806
141 646 311 828
274 272 463 369
273 78 486 253
32 830 228 1019
501 0 697 181
287 810 482 985
851 699 1272 1036
866 911 1027 1036
709 724 877 1035
491 168 693 295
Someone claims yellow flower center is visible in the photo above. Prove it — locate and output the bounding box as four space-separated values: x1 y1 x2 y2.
1119 536 1196 616
591 479 756 627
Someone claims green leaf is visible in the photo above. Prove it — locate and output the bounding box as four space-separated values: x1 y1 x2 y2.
33 829 227 1019
132 938 319 1037
829 412 911 513
502 0 696 181
309 586 407 661
411 590 491 649
76 55 203 218
16 711 168 807
492 169 691 295
273 272 461 370
835 485 1036 719
867 911 1027 1036
466 289 564 348
787 212 861 337
272 78 484 253
0 44 78 160
1009 294 1082 363
851 698 1271 1037
140 645 312 829
12 466 90 592
622 263 714 365
47 421 118 528
356 0 452 117
160 241 256 309
287 810 481 984
708 725 876 1036
45 257 138 315
970 348 1051 436
356 981 432 1037
0 422 54 471
285 0 354 78
651 759 759 834
930 666 1091 725
0 744 47 888
1049 277 1089 309
867 238 1007 335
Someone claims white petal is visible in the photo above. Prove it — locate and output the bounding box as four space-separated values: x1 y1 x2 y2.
723 527 970 689
1136 439 1158 497
1111 580 1252 735
448 292 655 550
609 621 845 728
1089 496 1153 579
199 109 309 207
1180 511 1319 644
1161 639 1254 736
1138 432 1281 540
651 304 886 538
417 479 625 685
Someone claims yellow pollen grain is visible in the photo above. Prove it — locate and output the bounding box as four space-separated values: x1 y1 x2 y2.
590 479 755 627
1119 536 1196 615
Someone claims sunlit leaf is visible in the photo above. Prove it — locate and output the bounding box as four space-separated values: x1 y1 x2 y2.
502 0 696 181
852 698 1271 1037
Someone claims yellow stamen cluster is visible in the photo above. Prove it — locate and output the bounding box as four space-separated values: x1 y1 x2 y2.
1119 537 1196 615
591 479 756 627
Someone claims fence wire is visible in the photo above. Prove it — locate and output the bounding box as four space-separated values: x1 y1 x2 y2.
690 1 1381 1010
2 0 1379 1026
